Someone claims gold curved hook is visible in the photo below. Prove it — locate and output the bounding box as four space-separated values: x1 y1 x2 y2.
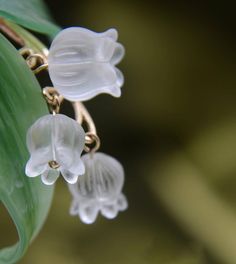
72 101 97 136
72 101 100 152
19 47 48 74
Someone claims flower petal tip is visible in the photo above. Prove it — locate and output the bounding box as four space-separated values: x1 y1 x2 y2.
41 169 60 185
61 169 79 184
104 28 118 41
25 159 46 178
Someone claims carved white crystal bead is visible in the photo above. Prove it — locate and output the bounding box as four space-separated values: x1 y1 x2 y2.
25 114 85 185
68 152 128 224
48 27 125 101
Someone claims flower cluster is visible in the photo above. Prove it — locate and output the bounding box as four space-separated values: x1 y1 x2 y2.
25 27 127 224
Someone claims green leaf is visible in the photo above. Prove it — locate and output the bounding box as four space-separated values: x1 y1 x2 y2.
0 33 54 264
4 20 48 54
0 0 60 37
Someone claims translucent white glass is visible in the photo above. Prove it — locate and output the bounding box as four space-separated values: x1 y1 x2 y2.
25 114 85 185
68 152 128 224
48 27 125 101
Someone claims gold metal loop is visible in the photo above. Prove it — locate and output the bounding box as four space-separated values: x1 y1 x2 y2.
19 48 48 74
19 47 34 58
84 132 101 153
27 53 46 65
48 160 60 169
26 53 48 73
42 87 63 115
50 98 60 115
33 63 48 74
72 101 101 153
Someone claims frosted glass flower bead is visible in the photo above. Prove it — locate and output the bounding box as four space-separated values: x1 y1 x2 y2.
48 27 125 101
25 114 85 185
68 152 128 224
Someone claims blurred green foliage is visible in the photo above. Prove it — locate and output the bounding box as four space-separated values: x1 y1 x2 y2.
0 0 60 36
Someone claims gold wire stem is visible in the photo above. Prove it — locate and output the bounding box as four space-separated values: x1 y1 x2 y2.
73 101 97 136
72 101 100 152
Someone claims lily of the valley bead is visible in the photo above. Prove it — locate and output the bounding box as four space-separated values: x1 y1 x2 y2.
68 152 128 224
48 27 125 101
25 114 85 185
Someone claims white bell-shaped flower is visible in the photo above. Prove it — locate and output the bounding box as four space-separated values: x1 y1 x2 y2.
68 152 128 224
48 27 125 101
25 114 85 185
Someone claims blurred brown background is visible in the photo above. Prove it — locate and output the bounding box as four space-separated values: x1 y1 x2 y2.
3 0 236 263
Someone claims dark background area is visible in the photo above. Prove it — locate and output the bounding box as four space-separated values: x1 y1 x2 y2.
2 0 236 263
